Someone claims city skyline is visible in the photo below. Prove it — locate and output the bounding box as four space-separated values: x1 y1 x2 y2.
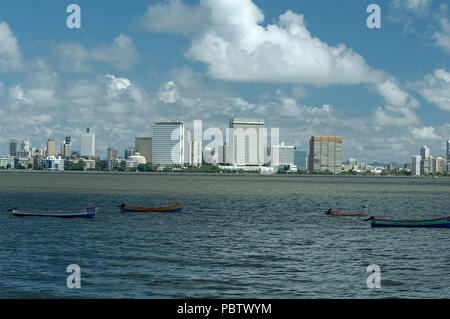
0 0 449 162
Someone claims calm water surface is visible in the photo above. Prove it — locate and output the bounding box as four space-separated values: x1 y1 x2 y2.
0 173 449 298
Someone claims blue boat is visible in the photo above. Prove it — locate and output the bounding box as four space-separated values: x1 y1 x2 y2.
367 216 450 228
11 207 98 218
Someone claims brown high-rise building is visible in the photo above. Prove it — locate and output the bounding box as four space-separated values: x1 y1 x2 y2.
308 136 343 174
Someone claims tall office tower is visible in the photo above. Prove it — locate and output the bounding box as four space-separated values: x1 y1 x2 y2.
271 143 295 167
152 121 185 165
47 139 56 156
9 139 18 157
189 139 202 167
63 137 72 158
229 118 266 166
420 145 431 175
294 149 307 171
308 136 343 174
432 156 446 174
411 155 422 176
107 147 118 162
135 137 152 163
81 128 95 157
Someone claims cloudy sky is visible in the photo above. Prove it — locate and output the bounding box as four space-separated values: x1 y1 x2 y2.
0 0 449 163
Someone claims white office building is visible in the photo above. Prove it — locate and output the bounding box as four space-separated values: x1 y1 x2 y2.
411 155 421 176
0 156 14 168
420 145 431 175
43 156 65 171
229 118 266 167
152 121 185 166
189 139 202 167
81 128 95 157
271 143 295 167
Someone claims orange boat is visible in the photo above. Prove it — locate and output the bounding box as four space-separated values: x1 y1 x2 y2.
119 201 184 213
325 205 368 216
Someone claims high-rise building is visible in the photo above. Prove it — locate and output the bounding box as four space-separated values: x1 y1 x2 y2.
420 145 431 175
229 118 266 166
63 136 72 158
135 137 152 163
81 128 95 157
47 138 56 157
107 147 118 162
432 156 446 174
411 155 421 176
9 139 18 157
189 139 202 167
294 149 307 171
308 136 343 174
152 121 185 166
271 143 295 167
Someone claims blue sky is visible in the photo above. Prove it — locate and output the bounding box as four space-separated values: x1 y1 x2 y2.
0 0 449 162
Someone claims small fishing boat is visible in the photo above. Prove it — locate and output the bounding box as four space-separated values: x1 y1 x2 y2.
325 205 368 216
366 216 450 228
11 207 98 218
119 201 184 213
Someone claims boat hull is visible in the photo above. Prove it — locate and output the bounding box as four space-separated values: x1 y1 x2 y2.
120 202 184 213
371 216 450 228
12 207 98 218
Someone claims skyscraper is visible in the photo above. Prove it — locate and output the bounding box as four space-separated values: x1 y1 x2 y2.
9 139 18 157
135 137 152 163
47 139 56 157
308 136 343 174
63 136 72 158
152 121 185 165
420 145 431 175
294 149 307 171
107 147 118 162
411 155 421 176
229 118 266 166
81 128 95 157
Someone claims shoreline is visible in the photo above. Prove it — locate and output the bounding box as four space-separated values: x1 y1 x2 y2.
0 170 448 179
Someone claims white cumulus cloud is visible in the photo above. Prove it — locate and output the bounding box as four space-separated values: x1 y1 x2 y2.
411 126 442 140
0 22 23 72
415 68 450 111
158 81 180 103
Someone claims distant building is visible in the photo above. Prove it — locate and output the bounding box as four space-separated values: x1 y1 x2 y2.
411 155 421 176
63 137 72 158
83 159 96 170
126 153 147 168
20 139 31 158
124 147 136 159
189 139 202 167
294 149 307 171
152 121 185 166
135 137 152 163
420 146 431 175
308 136 343 174
432 156 446 174
0 156 14 168
271 143 295 168
229 118 266 166
81 128 95 157
9 139 18 157
42 156 65 171
47 139 56 157
107 147 118 162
